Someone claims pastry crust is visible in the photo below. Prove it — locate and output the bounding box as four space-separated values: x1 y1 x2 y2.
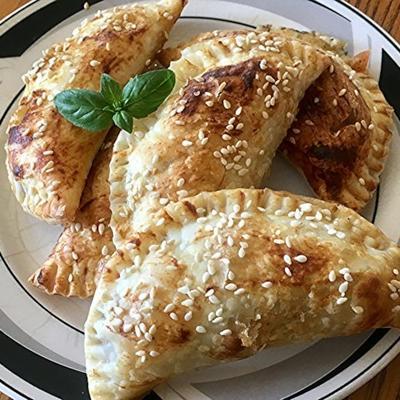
85 188 400 399
158 26 347 65
281 54 393 211
109 29 330 248
5 0 185 224
28 129 118 298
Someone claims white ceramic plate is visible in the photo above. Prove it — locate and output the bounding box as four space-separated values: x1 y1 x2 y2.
0 1 399 399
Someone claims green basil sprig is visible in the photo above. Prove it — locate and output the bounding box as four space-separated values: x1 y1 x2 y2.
54 69 175 133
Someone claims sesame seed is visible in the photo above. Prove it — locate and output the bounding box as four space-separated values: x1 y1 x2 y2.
329 64 335 73
332 99 338 106
83 2 90 9
223 99 231 109
305 119 314 126
283 255 292 265
101 245 108 256
274 239 284 245
352 305 364 314
338 281 349 294
339 267 350 275
336 297 348 305
262 111 269 119
72 251 78 260
169 312 178 321
163 303 174 313
196 325 206 333
393 269 399 276
368 124 374 130
225 283 237 291
235 106 243 116
220 329 232 336
261 281 273 289
89 59 100 67
359 178 365 185
144 332 153 342
181 299 193 307
393 305 400 313
222 134 232 141
284 267 292 277
136 350 146 357
391 293 399 301
234 288 246 295
338 88 347 97
182 140 192 147
213 316 223 324
205 100 214 107
344 273 353 282
209 295 220 304
294 255 307 263
149 351 159 357
355 122 361 131
113 25 122 32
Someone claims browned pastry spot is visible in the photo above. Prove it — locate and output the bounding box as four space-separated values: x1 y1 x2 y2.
281 61 372 206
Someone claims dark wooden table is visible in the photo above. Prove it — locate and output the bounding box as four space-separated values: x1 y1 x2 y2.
0 1 399 399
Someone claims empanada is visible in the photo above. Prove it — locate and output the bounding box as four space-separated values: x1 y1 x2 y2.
28 129 118 298
85 188 400 399
110 29 330 247
5 0 185 224
280 50 393 211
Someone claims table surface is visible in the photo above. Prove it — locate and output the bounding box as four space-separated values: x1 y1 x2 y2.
0 1 400 400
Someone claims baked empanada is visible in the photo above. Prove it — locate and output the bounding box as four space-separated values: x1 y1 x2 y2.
158 26 347 66
280 51 393 211
110 29 330 247
28 129 118 298
5 0 185 224
85 188 400 399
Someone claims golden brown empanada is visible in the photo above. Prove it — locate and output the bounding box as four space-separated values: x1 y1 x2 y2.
281 54 393 211
28 129 118 298
5 0 185 224
110 29 330 248
158 26 347 65
85 188 400 399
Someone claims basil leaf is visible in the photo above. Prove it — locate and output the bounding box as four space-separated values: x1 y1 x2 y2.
122 69 175 118
55 89 113 132
113 110 133 133
100 74 123 108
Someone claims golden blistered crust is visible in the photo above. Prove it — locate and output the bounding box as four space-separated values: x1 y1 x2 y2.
29 130 119 298
85 188 400 399
280 54 393 211
109 29 330 248
5 0 185 224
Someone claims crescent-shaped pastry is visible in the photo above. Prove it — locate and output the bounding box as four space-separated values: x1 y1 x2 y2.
279 50 393 211
5 0 185 224
85 188 400 399
110 29 330 248
28 129 118 298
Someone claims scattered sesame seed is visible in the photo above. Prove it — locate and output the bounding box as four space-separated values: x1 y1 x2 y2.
261 281 273 289
368 124 374 130
182 140 192 147
332 99 338 106
355 122 361 132
338 88 347 96
163 303 174 313
234 288 246 295
393 269 399 276
338 281 349 294
336 297 348 305
149 350 159 357
225 283 237 291
220 329 232 336
284 267 292 277
223 99 231 109
294 255 307 263
169 312 178 321
392 305 400 313
283 254 292 265
89 59 100 67
343 273 353 282
235 106 242 116
390 293 399 301
83 2 90 10
72 251 78 260
352 305 364 314
359 178 365 185
101 245 108 256
196 325 206 333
